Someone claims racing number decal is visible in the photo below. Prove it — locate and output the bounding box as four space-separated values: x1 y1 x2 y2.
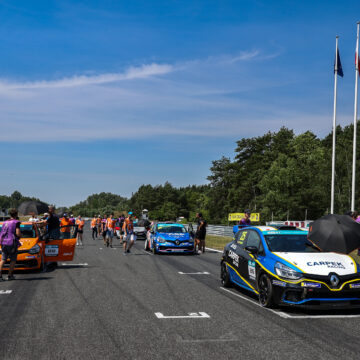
238 231 247 245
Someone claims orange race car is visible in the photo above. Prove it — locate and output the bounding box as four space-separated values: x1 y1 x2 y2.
0 222 77 271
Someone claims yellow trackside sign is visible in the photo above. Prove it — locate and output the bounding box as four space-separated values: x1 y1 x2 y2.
228 213 260 222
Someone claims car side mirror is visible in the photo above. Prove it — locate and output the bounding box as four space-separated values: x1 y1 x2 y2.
245 246 258 255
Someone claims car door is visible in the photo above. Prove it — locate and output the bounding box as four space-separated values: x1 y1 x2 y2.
227 229 249 271
42 225 77 263
241 230 262 288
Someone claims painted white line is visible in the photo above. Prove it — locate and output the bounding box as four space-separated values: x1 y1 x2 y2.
155 312 210 319
205 247 223 253
178 272 210 275
220 287 291 318
0 290 12 294
61 263 88 266
99 248 103 250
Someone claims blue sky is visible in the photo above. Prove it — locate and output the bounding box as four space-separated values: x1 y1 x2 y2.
0 0 360 206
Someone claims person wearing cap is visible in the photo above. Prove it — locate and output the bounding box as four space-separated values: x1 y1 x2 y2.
238 210 252 226
123 212 136 254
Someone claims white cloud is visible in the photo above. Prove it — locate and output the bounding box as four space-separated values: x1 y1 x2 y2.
0 50 331 142
0 63 173 91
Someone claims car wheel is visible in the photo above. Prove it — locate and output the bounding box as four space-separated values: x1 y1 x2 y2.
221 262 232 288
258 273 275 308
153 246 157 255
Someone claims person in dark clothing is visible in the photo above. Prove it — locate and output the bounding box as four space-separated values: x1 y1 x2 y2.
195 212 207 254
45 206 60 239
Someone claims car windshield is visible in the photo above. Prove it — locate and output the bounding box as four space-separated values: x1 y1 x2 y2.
0 224 37 238
265 234 320 252
157 225 187 233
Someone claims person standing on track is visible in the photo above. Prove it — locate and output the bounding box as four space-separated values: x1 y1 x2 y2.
195 212 207 254
60 213 72 239
76 215 85 246
0 208 21 281
97 215 102 237
101 215 107 246
105 213 116 248
91 216 97 239
123 212 136 254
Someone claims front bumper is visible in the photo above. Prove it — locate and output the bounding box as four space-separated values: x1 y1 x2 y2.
271 276 360 307
155 242 194 253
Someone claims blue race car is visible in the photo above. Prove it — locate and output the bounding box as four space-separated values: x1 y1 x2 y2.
146 223 195 254
221 225 360 308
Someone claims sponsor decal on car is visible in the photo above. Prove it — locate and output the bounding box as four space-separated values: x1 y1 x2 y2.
248 260 256 280
306 261 345 269
26 255 36 259
63 252 73 256
301 282 322 288
45 245 59 257
272 280 287 287
349 283 360 289
228 250 239 267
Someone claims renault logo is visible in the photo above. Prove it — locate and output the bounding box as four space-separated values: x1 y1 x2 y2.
330 274 339 287
175 240 180 245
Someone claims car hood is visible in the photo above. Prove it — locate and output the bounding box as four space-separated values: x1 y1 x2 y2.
157 233 190 241
18 238 38 250
273 252 358 276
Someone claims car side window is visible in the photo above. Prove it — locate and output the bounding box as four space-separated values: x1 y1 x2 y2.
245 230 261 248
235 230 248 247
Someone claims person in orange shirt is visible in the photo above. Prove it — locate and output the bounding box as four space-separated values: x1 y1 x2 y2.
123 212 136 254
60 213 72 239
91 216 97 240
97 215 102 236
76 215 85 246
105 213 116 248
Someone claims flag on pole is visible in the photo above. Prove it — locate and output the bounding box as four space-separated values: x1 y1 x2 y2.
335 49 344 77
356 53 360 76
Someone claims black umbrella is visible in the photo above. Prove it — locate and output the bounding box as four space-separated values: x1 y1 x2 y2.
308 214 360 254
18 201 49 216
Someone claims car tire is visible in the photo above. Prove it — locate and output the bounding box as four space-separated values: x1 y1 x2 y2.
153 246 157 255
221 262 232 288
258 273 275 308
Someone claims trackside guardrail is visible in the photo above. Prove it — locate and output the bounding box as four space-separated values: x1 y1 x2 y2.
192 224 234 237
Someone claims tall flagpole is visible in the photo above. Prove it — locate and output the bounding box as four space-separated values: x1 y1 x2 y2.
331 36 339 214
351 22 360 211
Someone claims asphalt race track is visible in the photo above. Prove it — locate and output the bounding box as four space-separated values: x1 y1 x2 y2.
1 227 360 360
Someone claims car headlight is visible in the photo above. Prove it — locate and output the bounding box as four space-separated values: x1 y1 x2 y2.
157 237 166 243
29 244 41 254
274 262 302 280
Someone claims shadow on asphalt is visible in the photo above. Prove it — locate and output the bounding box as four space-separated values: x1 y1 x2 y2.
229 284 360 316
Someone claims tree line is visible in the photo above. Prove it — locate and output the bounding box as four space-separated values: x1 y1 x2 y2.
4 124 360 224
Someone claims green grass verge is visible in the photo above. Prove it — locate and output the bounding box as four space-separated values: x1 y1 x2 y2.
206 234 233 251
